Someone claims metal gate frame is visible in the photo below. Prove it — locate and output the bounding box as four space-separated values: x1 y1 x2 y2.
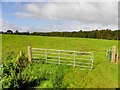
32 48 94 70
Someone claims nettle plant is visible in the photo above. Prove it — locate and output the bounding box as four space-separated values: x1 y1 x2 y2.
2 51 28 89
1 51 67 89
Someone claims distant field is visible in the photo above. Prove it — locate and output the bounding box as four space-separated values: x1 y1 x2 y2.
2 34 118 64
2 34 118 88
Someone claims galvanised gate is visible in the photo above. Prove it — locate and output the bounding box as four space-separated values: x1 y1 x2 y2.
31 48 94 70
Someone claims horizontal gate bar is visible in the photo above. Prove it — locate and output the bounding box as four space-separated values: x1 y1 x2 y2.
32 48 93 55
31 48 94 70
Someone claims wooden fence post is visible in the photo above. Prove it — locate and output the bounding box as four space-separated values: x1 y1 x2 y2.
20 51 23 57
111 46 116 63
116 52 118 63
28 46 32 63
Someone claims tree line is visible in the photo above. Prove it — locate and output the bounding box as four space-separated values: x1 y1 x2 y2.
1 29 120 40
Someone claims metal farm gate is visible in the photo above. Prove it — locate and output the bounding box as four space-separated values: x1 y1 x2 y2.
31 48 94 70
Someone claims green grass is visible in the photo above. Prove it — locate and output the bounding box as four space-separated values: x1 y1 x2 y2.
2 34 117 51
2 34 118 88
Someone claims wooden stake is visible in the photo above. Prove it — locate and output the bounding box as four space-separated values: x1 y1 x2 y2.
111 46 116 63
116 52 118 63
20 51 23 57
28 46 32 63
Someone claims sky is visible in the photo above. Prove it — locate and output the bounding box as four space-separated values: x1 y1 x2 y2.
0 0 119 32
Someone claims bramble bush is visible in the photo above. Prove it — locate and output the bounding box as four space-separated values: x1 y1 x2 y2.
1 51 69 89
2 51 28 89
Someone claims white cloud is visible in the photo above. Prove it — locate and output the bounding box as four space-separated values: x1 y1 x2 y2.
14 2 118 25
1 0 119 2
0 20 35 32
14 12 33 18
2 2 118 32
39 22 117 31
0 19 117 32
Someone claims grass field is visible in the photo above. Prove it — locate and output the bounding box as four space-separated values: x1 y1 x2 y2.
2 34 118 88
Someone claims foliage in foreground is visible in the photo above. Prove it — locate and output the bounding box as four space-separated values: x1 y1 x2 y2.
1 52 68 89
1 52 28 89
1 51 118 89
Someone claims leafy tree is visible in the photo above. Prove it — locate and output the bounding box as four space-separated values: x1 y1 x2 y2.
3 29 119 40
14 30 19 34
6 30 13 34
